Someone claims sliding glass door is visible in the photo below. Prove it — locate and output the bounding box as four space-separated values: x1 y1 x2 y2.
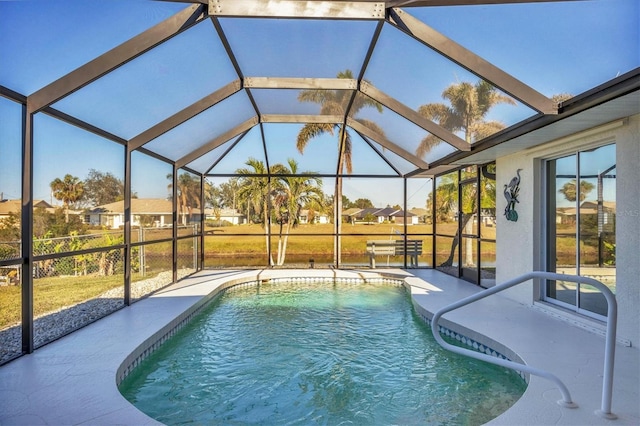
546 144 616 318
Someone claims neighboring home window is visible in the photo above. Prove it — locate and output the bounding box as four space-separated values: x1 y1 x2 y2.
545 143 616 319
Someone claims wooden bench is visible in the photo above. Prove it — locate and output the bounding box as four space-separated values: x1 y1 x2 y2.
366 239 423 268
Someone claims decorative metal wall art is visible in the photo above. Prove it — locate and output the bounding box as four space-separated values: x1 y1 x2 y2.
504 169 521 221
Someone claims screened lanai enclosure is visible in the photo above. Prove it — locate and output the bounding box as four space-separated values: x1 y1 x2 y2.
1 0 637 362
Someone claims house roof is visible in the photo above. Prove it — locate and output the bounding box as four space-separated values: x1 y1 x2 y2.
342 208 363 217
390 210 416 217
91 198 202 215
580 201 616 211
556 201 616 216
0 200 52 215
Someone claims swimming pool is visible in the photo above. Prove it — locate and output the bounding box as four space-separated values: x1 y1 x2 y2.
119 279 525 425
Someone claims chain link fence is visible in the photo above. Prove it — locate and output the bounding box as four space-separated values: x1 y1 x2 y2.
1 226 198 280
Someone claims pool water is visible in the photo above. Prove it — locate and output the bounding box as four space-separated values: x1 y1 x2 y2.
119 281 525 425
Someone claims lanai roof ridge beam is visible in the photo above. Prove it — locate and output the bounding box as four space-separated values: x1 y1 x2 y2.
27 4 207 113
359 82 470 151
128 79 242 151
386 0 586 7
209 0 386 19
347 118 430 169
159 0 207 3
175 116 259 168
260 114 345 123
387 7 558 115
244 77 358 90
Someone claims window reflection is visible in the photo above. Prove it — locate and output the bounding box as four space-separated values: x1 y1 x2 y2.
547 144 616 317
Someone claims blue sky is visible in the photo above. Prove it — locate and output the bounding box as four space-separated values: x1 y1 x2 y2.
0 0 637 207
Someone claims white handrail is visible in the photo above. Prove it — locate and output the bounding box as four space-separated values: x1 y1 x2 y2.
430 271 617 419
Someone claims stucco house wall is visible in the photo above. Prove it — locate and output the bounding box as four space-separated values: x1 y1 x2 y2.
496 114 639 347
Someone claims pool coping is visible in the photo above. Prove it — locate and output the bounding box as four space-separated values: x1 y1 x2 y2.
0 268 638 425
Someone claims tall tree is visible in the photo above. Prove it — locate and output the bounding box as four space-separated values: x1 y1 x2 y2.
296 69 383 263
353 198 374 209
50 174 84 223
82 169 126 207
219 178 242 211
341 195 353 209
416 80 516 156
272 159 324 265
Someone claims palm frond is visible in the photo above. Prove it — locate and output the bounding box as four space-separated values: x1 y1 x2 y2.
416 134 441 159
475 80 516 116
319 100 346 115
296 123 334 153
472 121 506 141
353 118 385 137
298 89 334 105
351 91 383 115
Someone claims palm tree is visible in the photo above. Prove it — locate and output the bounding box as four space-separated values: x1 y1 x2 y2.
236 158 284 265
167 172 201 226
418 81 511 269
296 69 383 264
416 80 516 157
50 174 84 223
272 159 324 265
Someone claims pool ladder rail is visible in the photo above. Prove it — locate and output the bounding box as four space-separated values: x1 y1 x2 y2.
430 271 618 420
